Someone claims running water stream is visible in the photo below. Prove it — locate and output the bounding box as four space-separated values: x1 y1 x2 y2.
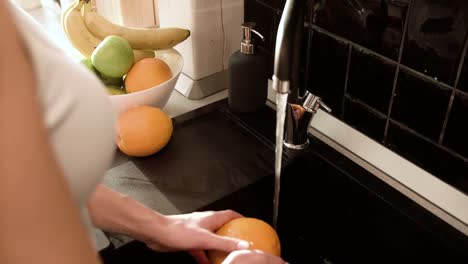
273 93 288 229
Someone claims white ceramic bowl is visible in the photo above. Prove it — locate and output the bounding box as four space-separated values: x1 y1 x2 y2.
109 48 183 117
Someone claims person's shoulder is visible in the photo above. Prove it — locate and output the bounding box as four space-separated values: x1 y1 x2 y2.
9 1 63 54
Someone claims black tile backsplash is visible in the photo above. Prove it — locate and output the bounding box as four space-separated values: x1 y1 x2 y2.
401 0 468 85
314 0 409 60
443 92 468 158
386 122 468 194
459 52 468 92
244 0 277 51
347 47 396 113
257 0 285 11
245 0 468 194
343 96 387 143
391 68 451 141
306 30 348 117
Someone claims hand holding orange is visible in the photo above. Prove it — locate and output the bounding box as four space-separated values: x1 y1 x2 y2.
207 217 281 264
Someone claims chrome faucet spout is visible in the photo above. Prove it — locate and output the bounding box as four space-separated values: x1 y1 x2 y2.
272 0 331 150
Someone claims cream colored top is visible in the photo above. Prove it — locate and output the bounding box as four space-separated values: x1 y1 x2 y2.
9 1 116 247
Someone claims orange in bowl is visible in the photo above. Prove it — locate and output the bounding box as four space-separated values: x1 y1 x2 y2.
116 105 173 157
109 48 183 117
125 57 173 93
207 217 281 264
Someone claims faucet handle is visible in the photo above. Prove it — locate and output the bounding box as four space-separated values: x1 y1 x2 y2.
302 93 332 113
319 101 332 113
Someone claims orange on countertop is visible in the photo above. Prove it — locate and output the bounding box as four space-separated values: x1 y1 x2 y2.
207 217 281 264
124 57 173 93
116 105 173 157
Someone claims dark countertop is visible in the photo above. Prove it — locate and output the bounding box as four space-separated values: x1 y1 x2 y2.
101 99 278 247
100 99 468 264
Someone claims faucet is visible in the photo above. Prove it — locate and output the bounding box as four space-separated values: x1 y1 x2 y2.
272 0 331 150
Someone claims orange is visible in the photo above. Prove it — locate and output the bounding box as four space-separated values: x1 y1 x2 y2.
207 217 281 264
116 105 173 157
124 58 172 93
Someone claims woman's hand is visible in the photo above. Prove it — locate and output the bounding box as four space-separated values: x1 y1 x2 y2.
87 186 253 263
142 210 249 252
88 186 285 263
222 250 287 264
140 210 289 264
136 210 250 263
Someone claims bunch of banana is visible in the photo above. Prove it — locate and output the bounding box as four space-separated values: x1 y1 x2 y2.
61 0 190 61
62 0 99 58
82 0 190 50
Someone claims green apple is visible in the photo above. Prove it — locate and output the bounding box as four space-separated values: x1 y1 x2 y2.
91 35 134 78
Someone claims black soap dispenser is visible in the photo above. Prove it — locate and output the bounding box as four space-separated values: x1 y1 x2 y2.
228 22 268 113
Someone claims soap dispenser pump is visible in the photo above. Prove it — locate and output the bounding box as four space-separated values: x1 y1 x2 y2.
228 22 268 113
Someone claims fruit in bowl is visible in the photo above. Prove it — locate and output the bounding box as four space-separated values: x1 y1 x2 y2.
77 36 183 117
91 35 134 78
125 57 173 93
64 0 189 116
108 48 184 117
62 0 189 61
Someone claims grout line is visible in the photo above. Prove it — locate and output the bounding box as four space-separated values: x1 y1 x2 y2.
342 96 468 163
344 94 388 119
382 68 400 143
438 34 468 144
398 64 455 91
389 119 468 164
438 94 455 144
338 93 468 163
309 25 399 65
383 0 413 144
256 0 282 13
341 45 353 120
308 24 464 95
453 34 468 90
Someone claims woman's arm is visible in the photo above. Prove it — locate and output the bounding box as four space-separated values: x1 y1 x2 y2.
87 184 168 240
87 186 290 264
0 3 100 264
87 185 250 252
